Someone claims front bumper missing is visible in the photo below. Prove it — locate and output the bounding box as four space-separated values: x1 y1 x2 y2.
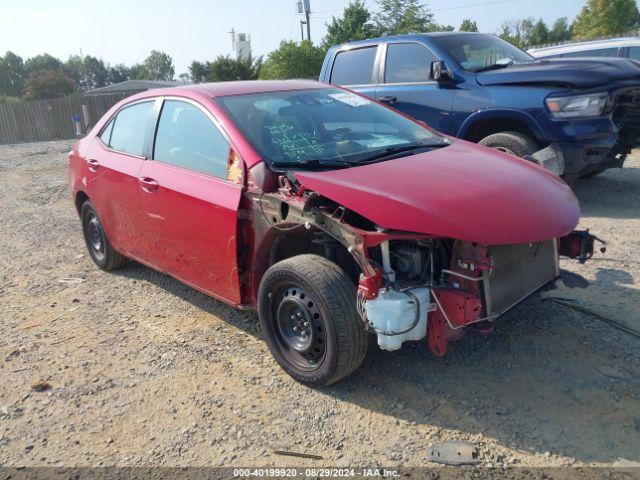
528 141 628 180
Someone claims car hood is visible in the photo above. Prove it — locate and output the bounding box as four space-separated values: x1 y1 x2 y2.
293 140 579 245
476 57 640 88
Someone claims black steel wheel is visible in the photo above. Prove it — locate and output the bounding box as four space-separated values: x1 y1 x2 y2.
258 254 368 386
80 200 127 271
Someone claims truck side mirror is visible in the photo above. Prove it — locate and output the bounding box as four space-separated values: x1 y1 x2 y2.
431 60 452 83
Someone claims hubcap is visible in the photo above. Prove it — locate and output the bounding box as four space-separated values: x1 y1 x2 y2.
85 211 105 261
274 286 326 370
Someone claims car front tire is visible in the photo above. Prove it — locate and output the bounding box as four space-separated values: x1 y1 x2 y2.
479 131 538 158
258 254 368 387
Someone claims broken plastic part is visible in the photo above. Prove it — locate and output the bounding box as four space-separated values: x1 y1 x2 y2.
427 441 481 466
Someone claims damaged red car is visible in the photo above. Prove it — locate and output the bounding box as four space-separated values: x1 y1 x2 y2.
68 80 600 386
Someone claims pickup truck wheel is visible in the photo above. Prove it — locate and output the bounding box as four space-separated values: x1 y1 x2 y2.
80 200 127 271
479 131 538 158
258 254 368 387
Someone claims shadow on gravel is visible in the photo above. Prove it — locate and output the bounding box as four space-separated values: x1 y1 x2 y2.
573 166 640 219
115 263 640 465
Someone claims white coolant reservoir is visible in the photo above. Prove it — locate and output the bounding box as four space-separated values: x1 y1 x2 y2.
364 287 433 351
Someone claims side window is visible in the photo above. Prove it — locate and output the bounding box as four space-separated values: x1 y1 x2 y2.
108 101 154 156
563 48 619 58
153 100 230 179
330 47 377 85
385 43 436 83
628 46 640 61
99 119 114 145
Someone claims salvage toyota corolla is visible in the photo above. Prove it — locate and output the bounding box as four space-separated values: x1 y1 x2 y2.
68 80 601 386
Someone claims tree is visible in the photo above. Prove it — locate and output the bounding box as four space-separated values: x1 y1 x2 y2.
322 0 379 48
64 55 108 90
572 0 640 40
190 56 262 83
107 64 131 84
459 19 478 32
140 50 174 81
129 63 147 80
529 19 550 46
549 17 571 43
23 69 75 99
499 18 535 49
0 51 26 97
259 40 325 80
25 54 62 76
374 0 434 35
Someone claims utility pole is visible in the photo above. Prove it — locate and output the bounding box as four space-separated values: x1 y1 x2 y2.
297 0 311 41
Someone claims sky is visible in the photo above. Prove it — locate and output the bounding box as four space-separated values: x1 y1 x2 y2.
0 0 587 75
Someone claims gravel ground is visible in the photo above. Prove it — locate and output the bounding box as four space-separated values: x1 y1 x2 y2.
0 140 639 469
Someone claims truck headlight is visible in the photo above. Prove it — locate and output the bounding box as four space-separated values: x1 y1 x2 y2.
545 92 608 118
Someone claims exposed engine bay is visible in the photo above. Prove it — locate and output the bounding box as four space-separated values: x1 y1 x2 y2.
241 166 602 356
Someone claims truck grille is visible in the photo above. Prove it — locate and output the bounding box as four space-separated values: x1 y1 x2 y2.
484 240 558 316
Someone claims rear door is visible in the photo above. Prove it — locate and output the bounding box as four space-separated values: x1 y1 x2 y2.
327 44 380 100
137 98 242 304
375 42 454 133
86 99 155 256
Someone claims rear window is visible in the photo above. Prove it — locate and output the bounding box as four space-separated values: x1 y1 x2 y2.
108 101 154 156
385 43 435 83
330 47 377 85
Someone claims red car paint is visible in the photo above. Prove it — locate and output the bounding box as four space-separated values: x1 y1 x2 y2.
69 80 584 323
293 140 580 245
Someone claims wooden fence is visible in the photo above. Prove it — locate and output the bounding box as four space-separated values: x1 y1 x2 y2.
0 92 133 145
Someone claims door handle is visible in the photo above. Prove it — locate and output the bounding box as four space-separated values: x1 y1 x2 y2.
379 96 397 104
139 177 159 193
87 158 100 171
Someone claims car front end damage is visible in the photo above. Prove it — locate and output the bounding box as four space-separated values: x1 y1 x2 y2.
531 83 640 180
242 172 602 357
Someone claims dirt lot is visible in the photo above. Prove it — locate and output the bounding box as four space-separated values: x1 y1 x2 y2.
0 140 639 470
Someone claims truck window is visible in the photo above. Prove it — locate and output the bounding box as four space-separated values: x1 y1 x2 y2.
330 47 377 85
385 43 435 83
628 46 640 61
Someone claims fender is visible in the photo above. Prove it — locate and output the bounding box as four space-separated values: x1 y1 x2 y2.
457 108 547 142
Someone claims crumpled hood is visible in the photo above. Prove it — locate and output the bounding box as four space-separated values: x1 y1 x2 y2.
293 140 579 245
476 57 640 88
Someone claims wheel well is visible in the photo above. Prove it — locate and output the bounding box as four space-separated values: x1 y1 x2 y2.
463 117 539 143
75 191 89 214
269 228 361 284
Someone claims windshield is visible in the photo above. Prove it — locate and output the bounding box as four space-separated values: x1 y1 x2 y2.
216 88 445 168
431 34 533 72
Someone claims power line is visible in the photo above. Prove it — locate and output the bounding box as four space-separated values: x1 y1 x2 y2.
432 0 518 11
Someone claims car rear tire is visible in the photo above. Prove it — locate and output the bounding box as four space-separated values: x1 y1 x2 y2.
479 131 538 158
80 200 127 271
258 254 368 387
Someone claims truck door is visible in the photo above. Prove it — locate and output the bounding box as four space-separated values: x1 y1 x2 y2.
375 42 454 135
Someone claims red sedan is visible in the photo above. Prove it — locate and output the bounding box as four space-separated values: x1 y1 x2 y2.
68 80 597 386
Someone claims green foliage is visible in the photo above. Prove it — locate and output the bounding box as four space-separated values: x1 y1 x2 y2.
498 18 535 49
459 19 478 32
137 50 175 81
64 55 108 90
190 55 262 83
259 40 325 80
23 69 75 99
25 54 62 76
529 19 550 46
572 0 640 39
0 51 26 97
549 17 572 43
107 64 131 84
374 0 434 35
322 1 379 48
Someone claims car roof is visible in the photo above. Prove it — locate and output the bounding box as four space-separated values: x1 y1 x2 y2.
331 31 487 49
131 79 328 100
529 37 640 56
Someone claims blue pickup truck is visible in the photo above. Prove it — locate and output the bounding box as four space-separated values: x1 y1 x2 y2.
319 32 640 181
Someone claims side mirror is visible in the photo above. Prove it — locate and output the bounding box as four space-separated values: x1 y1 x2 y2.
430 60 452 83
